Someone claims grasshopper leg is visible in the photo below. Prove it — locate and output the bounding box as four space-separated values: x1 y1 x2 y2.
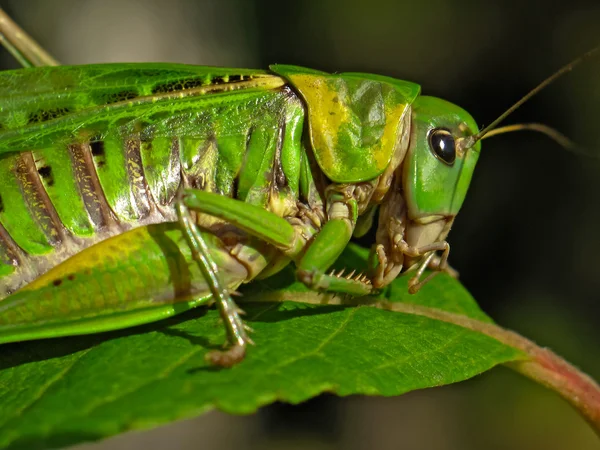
176 198 252 367
181 188 373 295
181 188 304 252
295 188 376 295
427 255 459 279
393 239 451 294
296 218 373 296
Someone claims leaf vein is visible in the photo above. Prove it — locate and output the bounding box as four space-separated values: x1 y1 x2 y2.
256 308 360 377
0 347 93 433
373 330 468 373
76 345 205 418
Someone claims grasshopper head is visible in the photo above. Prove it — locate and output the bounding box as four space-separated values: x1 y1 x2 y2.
382 48 593 286
398 96 480 261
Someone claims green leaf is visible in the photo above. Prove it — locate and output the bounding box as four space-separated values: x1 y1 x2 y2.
0 244 525 450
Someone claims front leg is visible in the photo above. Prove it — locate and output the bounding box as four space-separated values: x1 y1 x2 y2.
371 230 454 294
394 238 451 294
427 254 459 279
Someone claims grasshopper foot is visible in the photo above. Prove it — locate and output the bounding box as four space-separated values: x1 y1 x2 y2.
206 344 247 368
207 291 254 367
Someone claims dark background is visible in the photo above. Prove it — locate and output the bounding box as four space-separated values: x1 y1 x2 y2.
1 0 599 449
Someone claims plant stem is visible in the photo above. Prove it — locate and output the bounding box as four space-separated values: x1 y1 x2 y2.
244 292 600 435
387 301 600 434
0 7 59 67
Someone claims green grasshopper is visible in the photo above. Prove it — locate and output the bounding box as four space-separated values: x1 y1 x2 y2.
0 8 594 366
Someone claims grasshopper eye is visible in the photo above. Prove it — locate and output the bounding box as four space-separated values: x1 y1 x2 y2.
428 128 456 165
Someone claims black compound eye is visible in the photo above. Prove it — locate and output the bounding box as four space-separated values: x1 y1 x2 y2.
428 128 456 165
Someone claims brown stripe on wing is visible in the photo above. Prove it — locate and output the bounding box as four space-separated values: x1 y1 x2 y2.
125 139 157 219
162 137 181 208
14 152 67 246
69 143 119 230
0 220 23 267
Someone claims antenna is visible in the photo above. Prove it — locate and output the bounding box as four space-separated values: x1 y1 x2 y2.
457 45 600 152
480 123 575 150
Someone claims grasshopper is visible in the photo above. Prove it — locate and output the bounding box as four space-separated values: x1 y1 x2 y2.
0 8 594 366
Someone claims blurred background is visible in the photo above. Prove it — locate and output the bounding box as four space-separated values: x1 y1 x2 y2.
0 0 599 448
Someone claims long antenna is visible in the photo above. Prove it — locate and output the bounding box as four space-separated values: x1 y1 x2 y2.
458 45 600 151
480 123 575 149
